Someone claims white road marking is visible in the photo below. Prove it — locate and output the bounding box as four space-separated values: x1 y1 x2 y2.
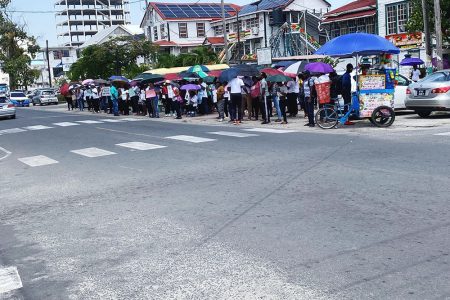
76 120 104 124
0 146 12 161
0 128 26 134
18 155 59 167
53 122 80 127
71 147 116 158
23 125 53 131
116 142 167 151
209 131 259 138
0 266 23 294
165 135 216 143
120 117 144 122
99 119 124 123
433 132 450 136
243 128 297 134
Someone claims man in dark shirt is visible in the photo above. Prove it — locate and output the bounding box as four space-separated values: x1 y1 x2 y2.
341 63 354 125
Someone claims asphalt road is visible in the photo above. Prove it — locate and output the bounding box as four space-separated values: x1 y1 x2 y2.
0 108 449 299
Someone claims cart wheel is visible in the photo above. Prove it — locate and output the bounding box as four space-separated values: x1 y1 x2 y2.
371 106 395 127
315 107 338 129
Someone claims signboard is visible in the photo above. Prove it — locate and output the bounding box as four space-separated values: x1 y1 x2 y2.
257 48 272 65
62 64 71 72
315 82 331 104
359 93 394 118
62 57 74 64
359 75 386 90
385 32 423 49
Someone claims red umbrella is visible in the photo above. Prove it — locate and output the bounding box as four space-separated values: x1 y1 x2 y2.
260 68 284 76
165 73 182 81
208 70 222 77
60 83 70 96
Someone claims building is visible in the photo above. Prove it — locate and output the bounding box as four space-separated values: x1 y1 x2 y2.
140 2 239 55
32 46 78 88
321 0 377 39
80 24 144 49
210 0 331 62
55 0 130 47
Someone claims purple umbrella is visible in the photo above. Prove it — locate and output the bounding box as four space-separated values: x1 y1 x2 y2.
432 57 450 69
400 57 424 66
304 62 334 74
180 84 200 90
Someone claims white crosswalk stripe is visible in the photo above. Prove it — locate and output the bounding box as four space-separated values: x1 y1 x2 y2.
0 128 27 134
166 135 216 143
23 125 53 131
0 266 23 294
76 120 104 124
18 155 59 167
100 119 124 123
243 128 297 134
116 142 167 151
71 147 117 158
53 122 80 127
120 117 144 122
208 131 259 138
433 132 450 136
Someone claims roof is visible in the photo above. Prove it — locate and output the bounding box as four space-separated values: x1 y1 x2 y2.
322 9 376 24
324 0 376 17
239 0 292 15
154 40 177 46
204 37 225 45
151 2 239 20
80 25 144 49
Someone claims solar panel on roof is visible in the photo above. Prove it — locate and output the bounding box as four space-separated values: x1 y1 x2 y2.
155 3 235 19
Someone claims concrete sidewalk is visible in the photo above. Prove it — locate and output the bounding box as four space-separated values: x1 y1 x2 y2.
24 104 450 135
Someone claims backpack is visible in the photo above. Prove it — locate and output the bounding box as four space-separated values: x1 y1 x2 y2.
250 81 261 98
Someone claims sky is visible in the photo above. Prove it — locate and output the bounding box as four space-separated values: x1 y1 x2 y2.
7 0 347 47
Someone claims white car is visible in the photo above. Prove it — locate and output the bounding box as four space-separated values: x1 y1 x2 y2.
32 89 59 105
0 97 16 119
394 74 412 110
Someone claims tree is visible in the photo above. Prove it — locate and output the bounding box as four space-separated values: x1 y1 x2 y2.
407 0 450 43
68 36 158 81
0 1 40 89
155 46 218 68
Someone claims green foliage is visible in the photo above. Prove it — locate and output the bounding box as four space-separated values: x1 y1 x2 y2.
320 56 339 68
0 2 40 89
68 36 158 81
407 0 450 43
155 46 218 68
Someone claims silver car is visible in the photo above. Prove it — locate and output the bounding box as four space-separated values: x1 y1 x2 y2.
32 89 59 105
0 97 16 119
405 70 450 117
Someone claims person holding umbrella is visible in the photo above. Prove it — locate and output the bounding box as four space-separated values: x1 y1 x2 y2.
303 70 315 127
227 76 245 124
110 83 119 116
260 72 270 124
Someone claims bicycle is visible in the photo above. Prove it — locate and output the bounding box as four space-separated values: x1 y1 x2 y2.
315 99 395 129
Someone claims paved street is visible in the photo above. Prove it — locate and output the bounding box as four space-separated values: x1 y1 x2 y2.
1 107 450 299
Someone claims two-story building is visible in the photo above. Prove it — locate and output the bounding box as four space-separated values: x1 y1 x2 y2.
140 2 239 55
321 0 377 39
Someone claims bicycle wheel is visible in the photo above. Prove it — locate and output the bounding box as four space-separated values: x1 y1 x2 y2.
315 107 338 129
371 106 395 127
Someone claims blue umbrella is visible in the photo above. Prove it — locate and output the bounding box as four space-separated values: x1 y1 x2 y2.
109 75 129 82
400 57 424 66
315 33 400 57
187 65 210 73
219 68 239 83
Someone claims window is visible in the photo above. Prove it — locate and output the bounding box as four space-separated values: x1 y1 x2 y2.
160 24 166 39
196 23 205 37
245 18 258 29
225 24 230 33
214 26 223 36
153 26 158 41
340 27 348 35
180 47 188 54
178 23 188 38
291 12 299 24
366 17 375 34
386 2 412 35
53 51 62 60
348 20 356 33
356 19 366 32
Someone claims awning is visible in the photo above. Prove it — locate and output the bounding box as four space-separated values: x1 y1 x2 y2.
322 9 376 24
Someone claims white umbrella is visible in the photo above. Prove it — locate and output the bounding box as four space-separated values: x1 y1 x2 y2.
284 61 307 77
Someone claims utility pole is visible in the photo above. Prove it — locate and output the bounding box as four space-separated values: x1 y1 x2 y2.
221 0 229 64
237 12 241 64
46 40 52 88
421 0 432 73
433 0 443 70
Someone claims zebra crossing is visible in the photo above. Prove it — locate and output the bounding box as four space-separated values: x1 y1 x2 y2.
15 129 294 167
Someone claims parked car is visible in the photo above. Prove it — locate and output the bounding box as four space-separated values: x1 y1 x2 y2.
405 70 450 117
9 91 30 107
394 74 411 110
0 97 16 119
32 89 59 105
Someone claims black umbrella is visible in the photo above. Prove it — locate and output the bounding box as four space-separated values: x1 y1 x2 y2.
179 71 201 79
136 73 165 84
233 64 260 77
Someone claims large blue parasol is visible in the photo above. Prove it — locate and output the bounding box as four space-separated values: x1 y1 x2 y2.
315 33 400 57
400 57 424 66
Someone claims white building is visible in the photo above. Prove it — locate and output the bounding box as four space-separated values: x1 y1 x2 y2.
55 0 130 47
140 2 239 56
32 46 78 88
80 24 144 49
